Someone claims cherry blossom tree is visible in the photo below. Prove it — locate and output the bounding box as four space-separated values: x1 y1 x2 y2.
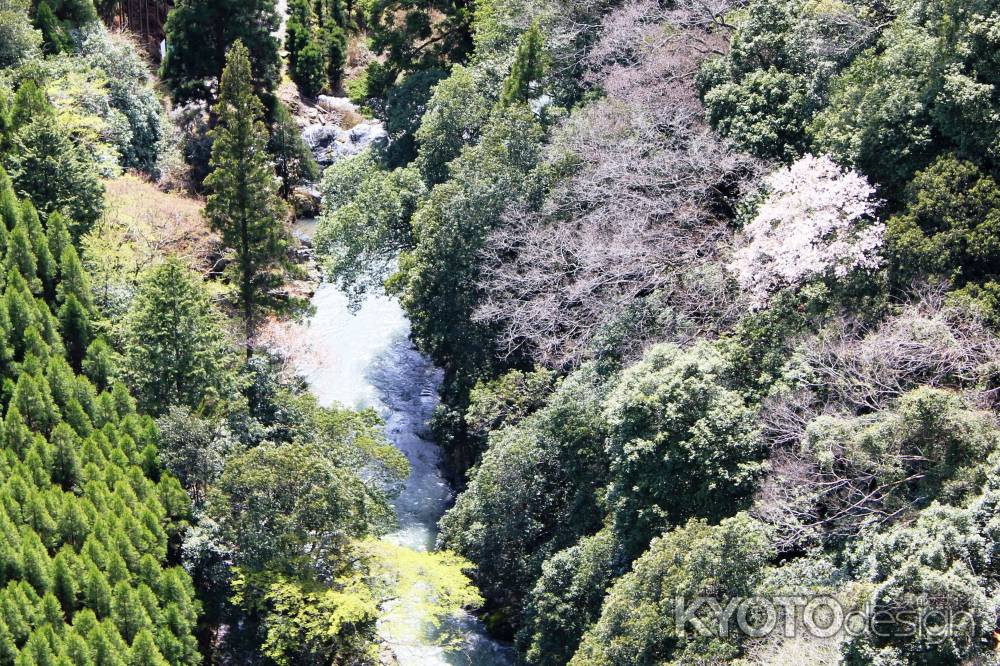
730 154 885 307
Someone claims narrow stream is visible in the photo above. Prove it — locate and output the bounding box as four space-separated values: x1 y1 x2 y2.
290 222 513 665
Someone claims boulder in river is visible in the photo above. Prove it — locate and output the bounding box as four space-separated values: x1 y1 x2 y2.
304 122 388 165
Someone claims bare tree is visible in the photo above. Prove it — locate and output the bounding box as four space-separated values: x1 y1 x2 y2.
799 286 1000 413
476 0 762 367
754 287 1000 551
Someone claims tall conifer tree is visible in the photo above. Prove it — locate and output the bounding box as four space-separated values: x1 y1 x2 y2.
123 258 233 414
160 0 281 104
204 41 294 357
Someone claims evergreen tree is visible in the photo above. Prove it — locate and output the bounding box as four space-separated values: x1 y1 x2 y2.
61 629 91 666
128 628 168 666
11 80 52 131
294 36 327 97
500 23 545 106
0 93 10 150
88 622 126 666
52 550 78 614
362 0 473 107
123 259 233 415
57 502 86 549
0 617 16 663
20 203 55 298
49 424 81 490
0 166 19 236
34 1 70 53
22 541 52 594
13 373 58 434
7 118 104 236
58 295 90 373
269 102 319 199
323 25 348 90
285 0 312 78
81 563 111 618
160 0 281 104
110 582 149 643
5 222 40 293
81 338 118 392
45 214 70 272
322 0 345 28
204 42 295 356
56 246 92 311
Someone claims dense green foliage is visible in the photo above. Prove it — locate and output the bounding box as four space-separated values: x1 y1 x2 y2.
122 259 236 416
0 168 200 664
268 101 319 200
10 0 1000 661
286 0 347 97
3 4 489 662
313 0 1000 662
603 343 766 559
573 514 775 665
160 0 281 103
204 42 296 356
0 0 42 68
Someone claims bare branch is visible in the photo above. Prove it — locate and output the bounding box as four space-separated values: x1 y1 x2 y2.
475 0 763 367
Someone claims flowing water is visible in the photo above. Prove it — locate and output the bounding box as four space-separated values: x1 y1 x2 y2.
291 222 513 665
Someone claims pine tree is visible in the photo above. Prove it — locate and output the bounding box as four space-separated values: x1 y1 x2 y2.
160 0 281 104
269 102 319 199
81 563 111 618
19 627 58 666
294 36 327 97
5 405 34 457
41 591 62 626
204 42 294 356
62 401 91 439
57 503 87 549
52 549 78 614
61 629 91 666
81 338 117 392
128 628 168 666
110 582 149 643
123 259 233 415
0 616 16 663
285 0 313 78
59 294 91 373
11 80 52 131
50 424 81 490
500 23 545 106
45 213 71 270
45 356 75 408
1 593 30 644
21 202 55 298
324 25 348 89
56 246 92 310
22 540 52 594
321 0 345 28
0 166 18 239
5 221 40 293
87 622 126 666
13 373 58 434
8 117 104 236
0 93 11 150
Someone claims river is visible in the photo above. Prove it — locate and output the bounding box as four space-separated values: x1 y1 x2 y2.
290 222 513 665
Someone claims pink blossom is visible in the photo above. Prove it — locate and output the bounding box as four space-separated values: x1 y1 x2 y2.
730 154 885 307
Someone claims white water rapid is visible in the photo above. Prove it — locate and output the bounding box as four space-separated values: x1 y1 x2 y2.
290 224 513 665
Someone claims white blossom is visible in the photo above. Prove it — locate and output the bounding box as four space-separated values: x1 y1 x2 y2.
730 154 885 307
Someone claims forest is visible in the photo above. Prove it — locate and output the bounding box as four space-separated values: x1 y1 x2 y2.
1 0 1000 664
